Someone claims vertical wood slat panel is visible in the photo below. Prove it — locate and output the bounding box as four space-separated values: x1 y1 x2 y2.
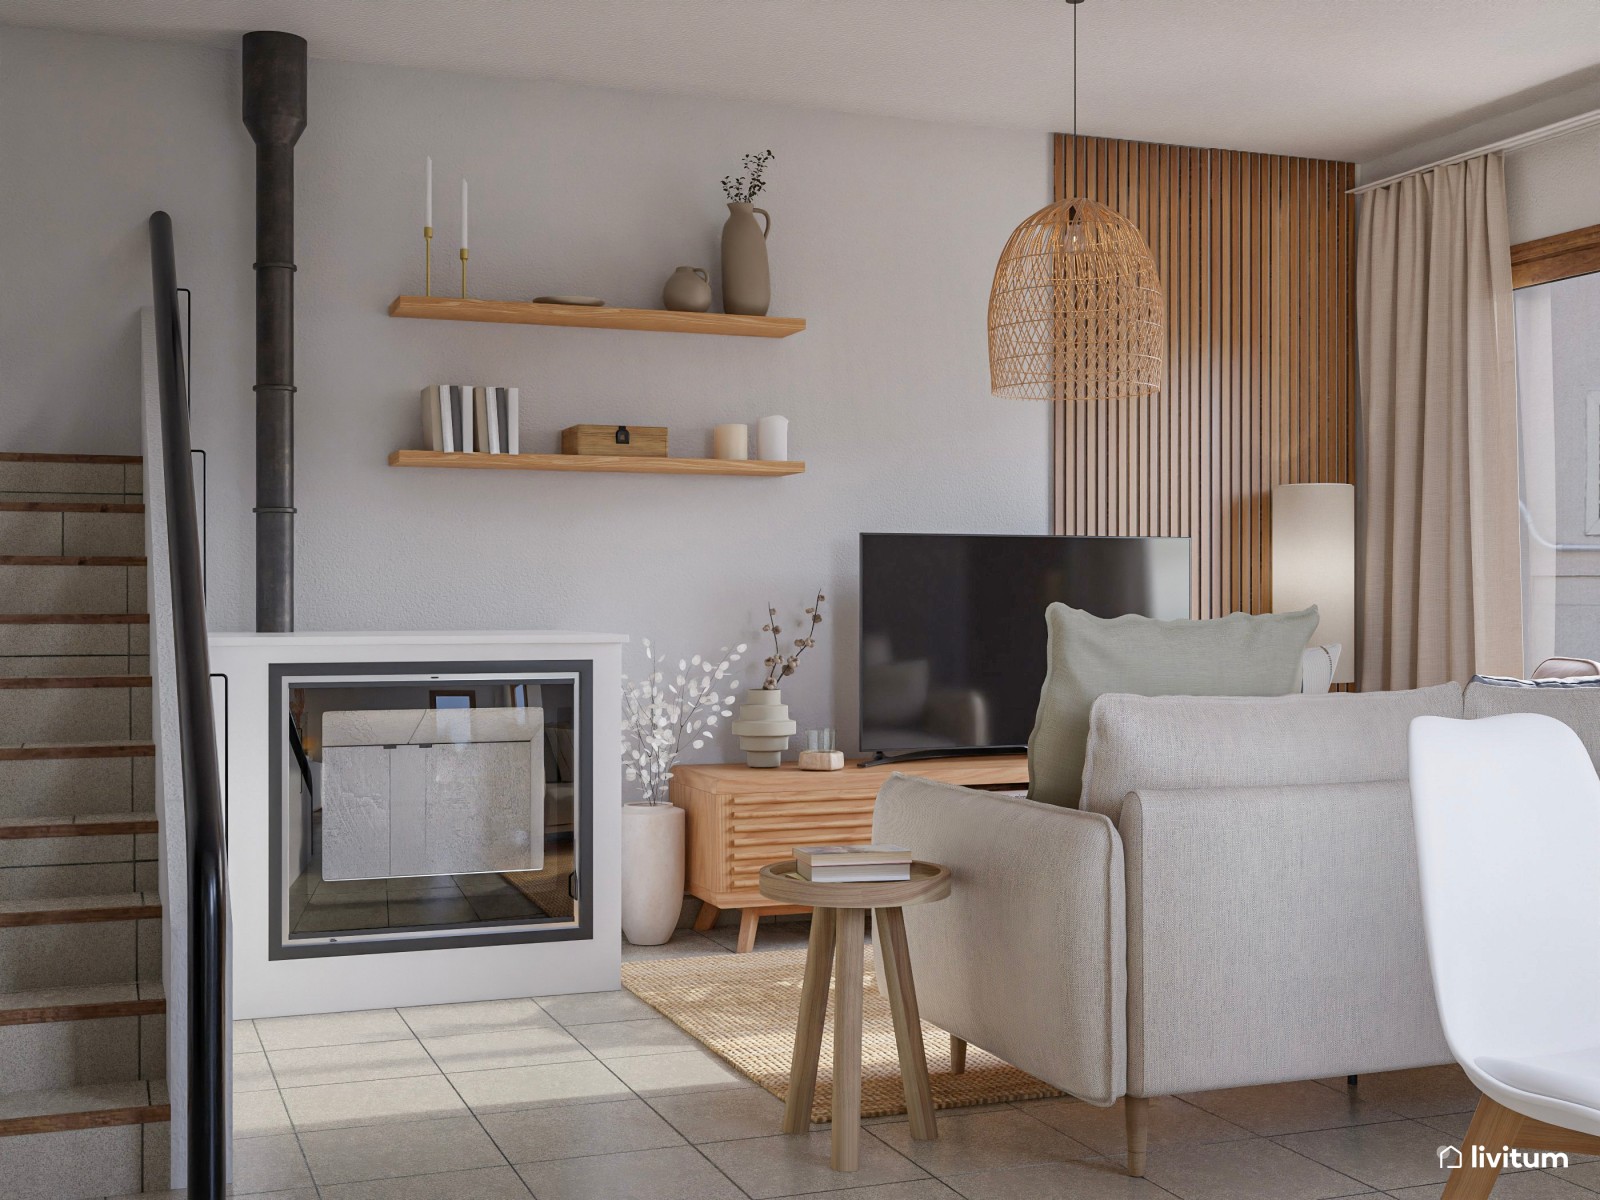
1054 134 1356 618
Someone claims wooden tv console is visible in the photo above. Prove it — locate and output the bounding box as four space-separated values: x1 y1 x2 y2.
668 755 1029 952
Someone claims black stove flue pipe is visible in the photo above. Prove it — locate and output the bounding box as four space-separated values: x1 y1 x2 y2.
242 32 306 633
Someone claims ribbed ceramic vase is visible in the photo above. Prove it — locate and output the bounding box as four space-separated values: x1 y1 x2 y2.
731 687 796 768
621 802 685 946
720 202 771 316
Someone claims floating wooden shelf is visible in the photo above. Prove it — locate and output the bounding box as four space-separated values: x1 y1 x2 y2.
388 295 805 338
388 450 805 477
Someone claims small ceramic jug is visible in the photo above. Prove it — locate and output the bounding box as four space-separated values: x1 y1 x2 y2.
661 266 712 313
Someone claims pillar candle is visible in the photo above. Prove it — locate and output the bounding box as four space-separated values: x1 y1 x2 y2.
712 424 749 460
757 415 789 461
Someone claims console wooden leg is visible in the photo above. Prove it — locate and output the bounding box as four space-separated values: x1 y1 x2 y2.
831 907 867 1172
1442 1096 1523 1199
736 908 760 953
782 907 835 1135
1126 1096 1150 1177
875 907 937 1141
693 902 720 932
950 1035 968 1075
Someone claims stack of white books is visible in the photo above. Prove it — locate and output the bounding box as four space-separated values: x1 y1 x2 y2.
794 844 913 883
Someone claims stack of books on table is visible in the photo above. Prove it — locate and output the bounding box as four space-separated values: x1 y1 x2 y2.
794 844 913 883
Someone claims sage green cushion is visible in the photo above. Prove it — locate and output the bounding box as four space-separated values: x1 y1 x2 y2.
1027 604 1320 808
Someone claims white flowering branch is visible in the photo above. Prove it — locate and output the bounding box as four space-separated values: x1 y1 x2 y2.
621 638 746 805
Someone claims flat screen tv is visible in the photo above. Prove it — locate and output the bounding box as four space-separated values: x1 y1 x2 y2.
859 533 1190 762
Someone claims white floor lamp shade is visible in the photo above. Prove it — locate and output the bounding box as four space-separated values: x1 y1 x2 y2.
1272 483 1356 684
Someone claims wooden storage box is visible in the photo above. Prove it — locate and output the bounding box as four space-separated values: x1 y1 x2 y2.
561 424 668 457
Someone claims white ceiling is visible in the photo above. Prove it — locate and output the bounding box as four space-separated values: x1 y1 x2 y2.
4 0 1599 163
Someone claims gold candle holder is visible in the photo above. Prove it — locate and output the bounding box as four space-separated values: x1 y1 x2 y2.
460 247 469 298
423 225 433 296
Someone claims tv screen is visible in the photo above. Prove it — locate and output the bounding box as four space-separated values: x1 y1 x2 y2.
859 533 1191 755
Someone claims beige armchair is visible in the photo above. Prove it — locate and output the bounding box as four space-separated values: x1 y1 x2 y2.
874 683 1466 1176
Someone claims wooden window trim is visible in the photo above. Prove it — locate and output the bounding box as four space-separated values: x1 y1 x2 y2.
1511 222 1600 289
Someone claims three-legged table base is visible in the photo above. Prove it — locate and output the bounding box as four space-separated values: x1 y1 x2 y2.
781 905 938 1171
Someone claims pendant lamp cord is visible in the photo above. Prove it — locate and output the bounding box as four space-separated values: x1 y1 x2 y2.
1072 0 1078 138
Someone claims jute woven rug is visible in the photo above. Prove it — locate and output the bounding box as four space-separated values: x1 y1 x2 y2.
621 945 1062 1122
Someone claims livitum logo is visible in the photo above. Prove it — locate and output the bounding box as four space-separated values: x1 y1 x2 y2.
1437 1144 1569 1170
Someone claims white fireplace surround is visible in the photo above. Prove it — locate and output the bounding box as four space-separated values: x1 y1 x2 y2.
209 630 625 1019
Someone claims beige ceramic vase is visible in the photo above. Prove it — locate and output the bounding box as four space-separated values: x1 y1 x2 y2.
661 266 712 313
720 202 771 316
621 801 685 946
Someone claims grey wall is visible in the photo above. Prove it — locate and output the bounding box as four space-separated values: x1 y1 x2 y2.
0 25 1051 759
1505 123 1600 245
1355 72 1600 245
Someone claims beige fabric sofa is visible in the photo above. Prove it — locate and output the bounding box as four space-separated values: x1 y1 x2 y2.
873 679 1598 1170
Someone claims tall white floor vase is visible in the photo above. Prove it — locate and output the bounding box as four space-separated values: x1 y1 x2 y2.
621 802 685 946
733 688 797 768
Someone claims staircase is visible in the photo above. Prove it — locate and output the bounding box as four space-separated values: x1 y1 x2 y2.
0 451 171 1198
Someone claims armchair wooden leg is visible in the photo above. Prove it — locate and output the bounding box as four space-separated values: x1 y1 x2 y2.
1442 1096 1524 1199
1126 1096 1150 1178
950 1035 967 1075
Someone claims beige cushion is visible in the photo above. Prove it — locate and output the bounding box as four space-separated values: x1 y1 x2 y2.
1081 683 1466 821
1027 604 1321 808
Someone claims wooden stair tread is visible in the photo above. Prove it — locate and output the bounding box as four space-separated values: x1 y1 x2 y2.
0 555 145 566
0 742 155 761
0 892 159 927
0 813 158 839
0 675 151 690
0 982 164 1026
0 453 141 465
0 501 144 514
0 1081 167 1137
0 613 148 625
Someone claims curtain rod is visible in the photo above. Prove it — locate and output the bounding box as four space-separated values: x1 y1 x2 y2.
1349 107 1600 196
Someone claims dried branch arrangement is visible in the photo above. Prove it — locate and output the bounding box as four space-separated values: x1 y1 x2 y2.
721 150 775 204
761 589 825 690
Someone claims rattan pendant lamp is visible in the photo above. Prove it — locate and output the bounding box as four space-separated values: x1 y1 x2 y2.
988 0 1164 401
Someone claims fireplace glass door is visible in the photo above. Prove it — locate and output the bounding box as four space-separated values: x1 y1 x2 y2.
272 665 589 957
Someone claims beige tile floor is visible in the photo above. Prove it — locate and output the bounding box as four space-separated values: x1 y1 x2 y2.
106 922 1600 1199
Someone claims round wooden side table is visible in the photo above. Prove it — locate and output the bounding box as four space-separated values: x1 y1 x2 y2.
758 859 951 1172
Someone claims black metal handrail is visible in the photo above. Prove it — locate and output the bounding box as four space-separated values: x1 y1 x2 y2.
148 211 227 1200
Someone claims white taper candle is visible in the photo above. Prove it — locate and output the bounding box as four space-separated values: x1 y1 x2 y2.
425 157 432 227
461 178 469 249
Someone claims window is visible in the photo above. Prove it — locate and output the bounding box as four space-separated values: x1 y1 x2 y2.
1513 223 1600 673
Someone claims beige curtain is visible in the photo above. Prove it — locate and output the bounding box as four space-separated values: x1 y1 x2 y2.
1357 153 1522 690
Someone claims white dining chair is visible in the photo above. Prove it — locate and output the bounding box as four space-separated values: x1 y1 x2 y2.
1410 712 1600 1198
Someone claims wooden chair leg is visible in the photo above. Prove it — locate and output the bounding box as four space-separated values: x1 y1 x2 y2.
831 907 867 1172
692 901 720 932
782 907 836 1135
874 907 937 1141
1442 1096 1524 1200
950 1035 967 1075
1125 1096 1150 1178
736 908 760 953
